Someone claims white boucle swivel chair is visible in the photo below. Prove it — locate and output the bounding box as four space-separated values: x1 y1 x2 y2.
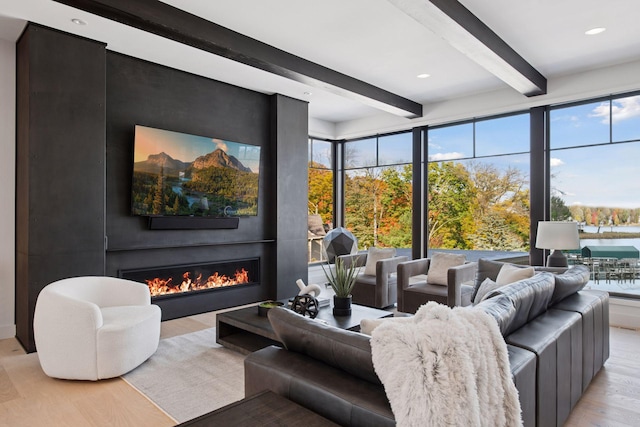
34 276 161 380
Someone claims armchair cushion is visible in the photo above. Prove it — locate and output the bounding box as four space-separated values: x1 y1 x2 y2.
427 252 466 285
364 247 396 276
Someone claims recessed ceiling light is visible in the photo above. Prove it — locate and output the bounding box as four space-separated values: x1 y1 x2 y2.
416 73 431 79
71 18 87 26
303 91 312 96
585 27 605 35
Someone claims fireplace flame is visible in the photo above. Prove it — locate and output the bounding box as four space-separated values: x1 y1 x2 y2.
146 268 250 297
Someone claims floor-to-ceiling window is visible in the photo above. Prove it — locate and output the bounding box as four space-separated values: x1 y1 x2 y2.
308 138 334 262
427 113 530 253
549 93 640 298
343 132 413 250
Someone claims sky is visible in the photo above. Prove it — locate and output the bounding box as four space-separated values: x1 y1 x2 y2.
315 95 640 209
549 96 640 209
134 125 261 173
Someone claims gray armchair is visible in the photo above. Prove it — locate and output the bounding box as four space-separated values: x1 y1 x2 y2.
338 252 408 309
397 257 477 313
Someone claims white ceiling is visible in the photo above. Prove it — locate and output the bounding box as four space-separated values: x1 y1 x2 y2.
1 0 639 124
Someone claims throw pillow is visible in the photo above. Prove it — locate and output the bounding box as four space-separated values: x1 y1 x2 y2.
364 247 396 276
549 265 590 304
427 252 466 286
473 278 503 304
495 263 535 285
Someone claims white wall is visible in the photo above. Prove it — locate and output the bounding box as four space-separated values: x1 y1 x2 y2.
308 117 336 140
610 297 640 329
0 38 15 339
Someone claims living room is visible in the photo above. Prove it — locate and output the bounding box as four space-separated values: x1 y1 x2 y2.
1 1 640 426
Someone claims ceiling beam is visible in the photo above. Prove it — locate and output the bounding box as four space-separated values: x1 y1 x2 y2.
52 0 423 118
388 0 547 96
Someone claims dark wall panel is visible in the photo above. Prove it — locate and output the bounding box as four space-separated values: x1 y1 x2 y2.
271 95 309 299
105 52 271 250
16 24 106 352
106 242 272 318
105 53 278 318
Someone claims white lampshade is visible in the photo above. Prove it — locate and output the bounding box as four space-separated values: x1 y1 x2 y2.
535 221 580 250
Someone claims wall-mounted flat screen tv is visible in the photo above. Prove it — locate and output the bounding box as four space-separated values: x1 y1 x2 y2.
131 125 261 217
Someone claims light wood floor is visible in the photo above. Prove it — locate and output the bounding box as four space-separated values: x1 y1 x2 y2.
1 308 639 426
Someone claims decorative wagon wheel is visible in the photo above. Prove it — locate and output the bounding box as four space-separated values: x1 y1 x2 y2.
291 294 319 319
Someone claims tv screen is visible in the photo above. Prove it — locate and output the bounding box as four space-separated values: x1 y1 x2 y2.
131 125 261 217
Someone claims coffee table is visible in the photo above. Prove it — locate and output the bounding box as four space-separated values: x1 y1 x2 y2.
216 300 393 354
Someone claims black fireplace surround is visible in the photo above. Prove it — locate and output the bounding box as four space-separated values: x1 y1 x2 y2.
120 258 260 299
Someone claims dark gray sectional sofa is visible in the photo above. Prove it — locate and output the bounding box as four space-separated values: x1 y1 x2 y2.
244 260 609 427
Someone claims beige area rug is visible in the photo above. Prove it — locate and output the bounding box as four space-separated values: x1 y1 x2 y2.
122 327 245 423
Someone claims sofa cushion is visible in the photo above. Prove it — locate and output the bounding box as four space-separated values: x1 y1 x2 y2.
549 265 590 305
473 293 517 336
364 247 396 276
267 306 381 385
427 252 466 286
477 272 556 336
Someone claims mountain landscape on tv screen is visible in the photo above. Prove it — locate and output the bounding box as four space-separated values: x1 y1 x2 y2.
132 148 259 217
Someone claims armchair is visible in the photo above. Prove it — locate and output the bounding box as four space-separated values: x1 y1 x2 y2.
338 250 408 308
34 276 161 380
397 255 477 313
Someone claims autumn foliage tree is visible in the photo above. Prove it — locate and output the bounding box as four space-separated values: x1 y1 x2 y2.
310 158 539 253
308 161 333 226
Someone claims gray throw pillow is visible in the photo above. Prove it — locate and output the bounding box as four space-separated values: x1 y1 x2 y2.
549 265 590 305
473 278 503 304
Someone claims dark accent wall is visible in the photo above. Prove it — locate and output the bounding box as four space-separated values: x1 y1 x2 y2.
104 52 300 319
15 24 309 352
16 24 107 352
270 95 309 299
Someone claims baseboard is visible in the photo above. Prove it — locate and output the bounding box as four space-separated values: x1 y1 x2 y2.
0 323 16 340
609 297 640 330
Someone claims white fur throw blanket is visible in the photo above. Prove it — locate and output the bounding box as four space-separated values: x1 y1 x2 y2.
370 302 522 427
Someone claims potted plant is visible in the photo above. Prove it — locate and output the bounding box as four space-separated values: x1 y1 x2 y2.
322 256 361 316
257 300 284 317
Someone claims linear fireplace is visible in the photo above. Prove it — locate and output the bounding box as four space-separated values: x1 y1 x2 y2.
120 258 260 300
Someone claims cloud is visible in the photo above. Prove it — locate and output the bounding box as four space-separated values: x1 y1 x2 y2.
428 152 465 161
212 138 228 152
428 141 442 150
551 114 582 127
590 95 640 124
550 157 565 167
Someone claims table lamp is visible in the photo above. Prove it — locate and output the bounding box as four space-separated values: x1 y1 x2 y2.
535 221 580 267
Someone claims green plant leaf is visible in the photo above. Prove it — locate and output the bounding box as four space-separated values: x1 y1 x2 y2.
321 256 361 297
